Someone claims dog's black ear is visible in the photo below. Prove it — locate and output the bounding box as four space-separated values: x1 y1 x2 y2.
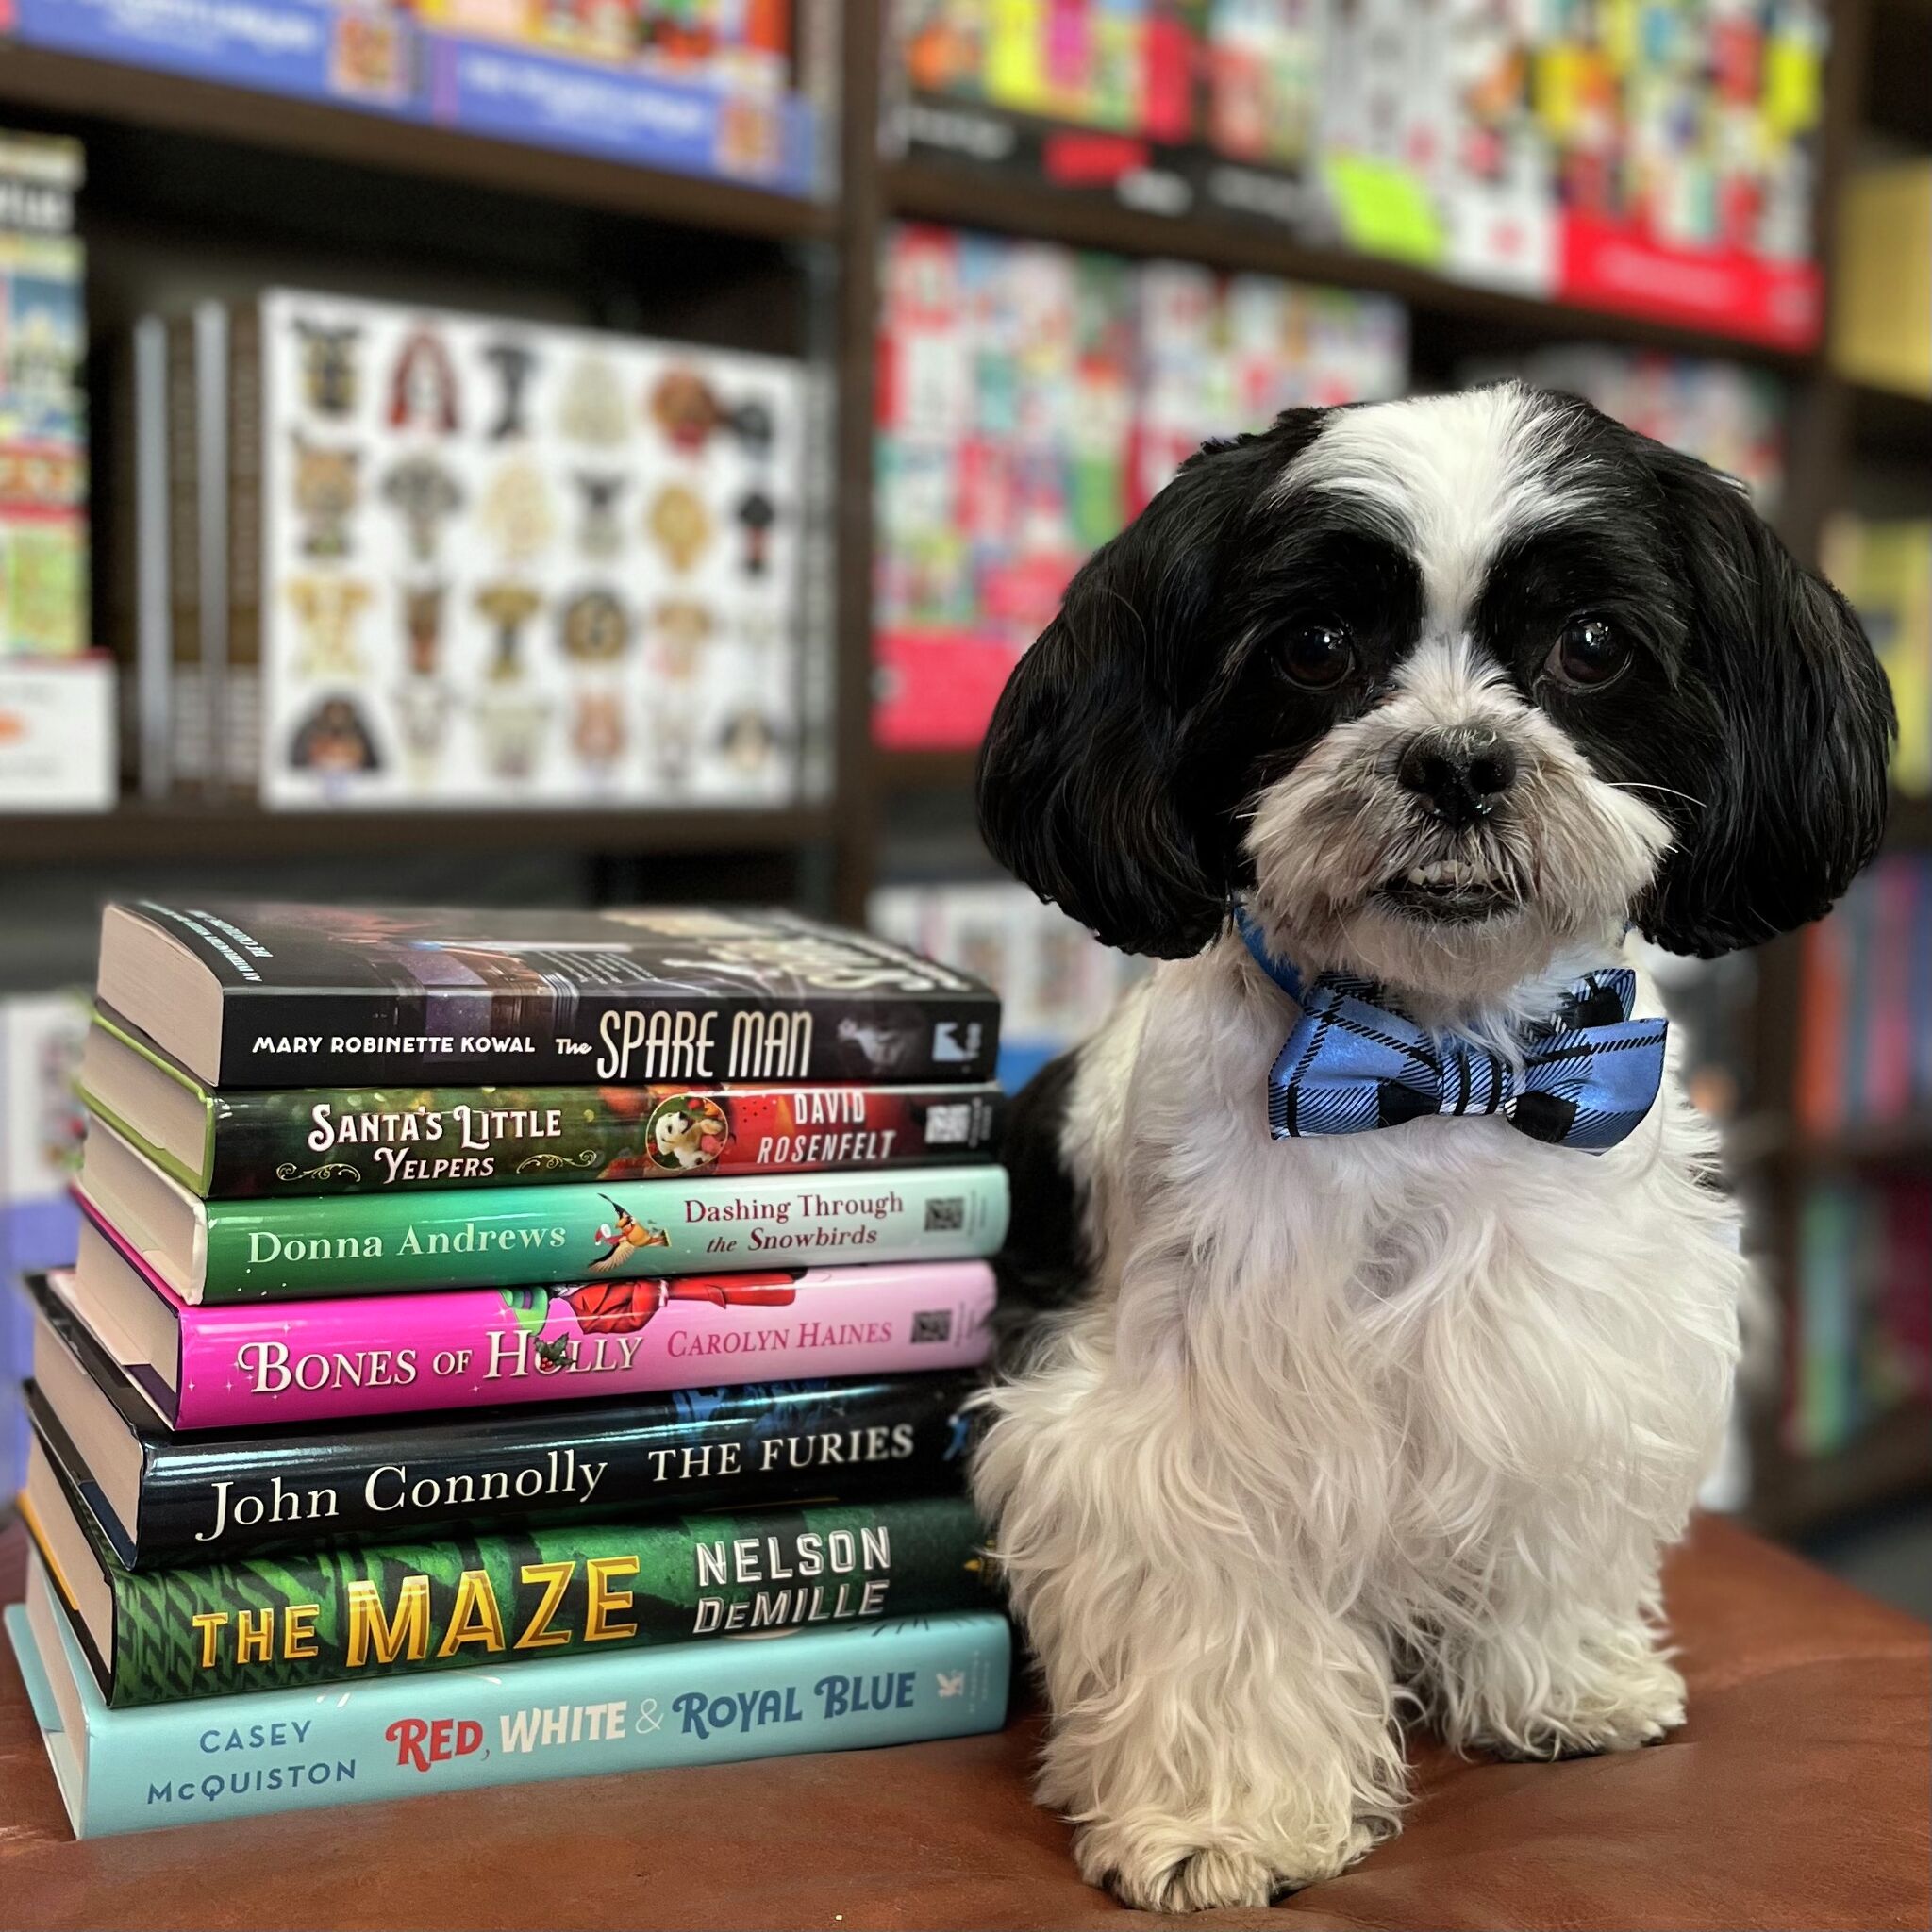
976 418 1317 957
1637 446 1895 958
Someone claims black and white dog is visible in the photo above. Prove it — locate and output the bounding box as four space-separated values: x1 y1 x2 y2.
970 384 1893 1913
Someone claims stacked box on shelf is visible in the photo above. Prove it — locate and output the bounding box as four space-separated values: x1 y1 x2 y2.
10 899 1014 1837
124 290 811 808
874 222 1407 750
0 130 114 810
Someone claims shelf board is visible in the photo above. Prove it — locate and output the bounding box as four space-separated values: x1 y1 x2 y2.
0 42 834 242
1848 383 1932 465
1774 1116 1932 1171
1888 794 1932 850
885 158 1822 373
1753 1401 1932 1541
875 748 978 793
0 800 836 868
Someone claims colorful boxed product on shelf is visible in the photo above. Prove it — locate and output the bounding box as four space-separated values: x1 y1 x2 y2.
134 290 811 808
873 223 1407 750
874 225 1138 750
891 1 1827 348
897 0 1197 141
9 0 816 193
417 0 793 100
1459 345 1787 512
0 131 87 658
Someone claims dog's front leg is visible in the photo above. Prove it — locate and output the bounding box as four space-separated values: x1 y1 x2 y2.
1422 1522 1687 1760
974 1370 1407 1912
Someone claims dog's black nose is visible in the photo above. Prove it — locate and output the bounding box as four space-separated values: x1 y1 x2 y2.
1396 730 1518 826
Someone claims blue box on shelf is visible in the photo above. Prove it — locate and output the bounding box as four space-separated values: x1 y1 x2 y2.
12 0 819 197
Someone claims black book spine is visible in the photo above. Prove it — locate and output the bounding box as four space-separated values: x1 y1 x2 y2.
131 1373 979 1566
219 987 1001 1088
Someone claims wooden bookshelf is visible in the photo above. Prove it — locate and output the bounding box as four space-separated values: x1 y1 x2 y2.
1849 384 1932 464
0 801 836 868
876 748 978 794
1750 1402 1932 1541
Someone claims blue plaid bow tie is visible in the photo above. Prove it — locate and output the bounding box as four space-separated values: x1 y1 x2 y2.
1233 908 1667 1153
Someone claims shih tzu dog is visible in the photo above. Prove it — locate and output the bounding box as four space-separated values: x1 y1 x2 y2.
971 384 1893 1913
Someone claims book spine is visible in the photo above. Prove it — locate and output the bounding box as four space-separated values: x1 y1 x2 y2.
198 1165 1009 1301
208 1080 1006 1196
163 316 203 796
137 1372 981 1565
225 301 262 798
130 319 172 798
16 1593 1009 1840
164 1251 996 1426
217 986 1001 1089
194 302 230 804
97 1493 986 1706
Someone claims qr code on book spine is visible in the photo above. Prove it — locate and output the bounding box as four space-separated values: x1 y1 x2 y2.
924 1196 965 1232
911 1309 953 1343
924 1102 973 1145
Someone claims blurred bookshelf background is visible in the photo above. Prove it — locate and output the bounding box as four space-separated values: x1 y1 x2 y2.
0 1 1925 1602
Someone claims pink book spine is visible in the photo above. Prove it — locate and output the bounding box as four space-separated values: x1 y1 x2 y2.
118 1228 998 1427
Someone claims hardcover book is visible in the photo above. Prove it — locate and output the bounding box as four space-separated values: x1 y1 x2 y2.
95 899 1000 1090
54 1216 998 1427
80 1008 1004 1198
25 1416 988 1707
77 1117 1009 1303
8 1562 1012 1839
31 1274 982 1567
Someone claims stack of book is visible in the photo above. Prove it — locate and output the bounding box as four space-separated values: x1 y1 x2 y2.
7 898 1014 1838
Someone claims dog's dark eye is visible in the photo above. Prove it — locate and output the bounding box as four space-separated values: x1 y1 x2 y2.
1280 624 1354 691
1545 617 1632 691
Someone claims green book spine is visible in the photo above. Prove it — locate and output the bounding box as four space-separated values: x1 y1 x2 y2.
83 1493 985 1707
200 1165 1008 1301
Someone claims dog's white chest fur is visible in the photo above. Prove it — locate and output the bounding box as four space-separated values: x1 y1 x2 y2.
1068 939 1740 1558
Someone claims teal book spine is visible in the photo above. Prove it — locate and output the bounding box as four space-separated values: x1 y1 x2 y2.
200 1164 1009 1301
7 1586 1012 1840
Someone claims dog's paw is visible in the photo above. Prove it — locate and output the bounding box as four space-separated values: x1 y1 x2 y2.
1472 1653 1687 1760
1074 1822 1375 1913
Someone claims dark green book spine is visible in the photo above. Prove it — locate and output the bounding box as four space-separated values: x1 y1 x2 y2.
97 1493 983 1707
206 1080 1003 1197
